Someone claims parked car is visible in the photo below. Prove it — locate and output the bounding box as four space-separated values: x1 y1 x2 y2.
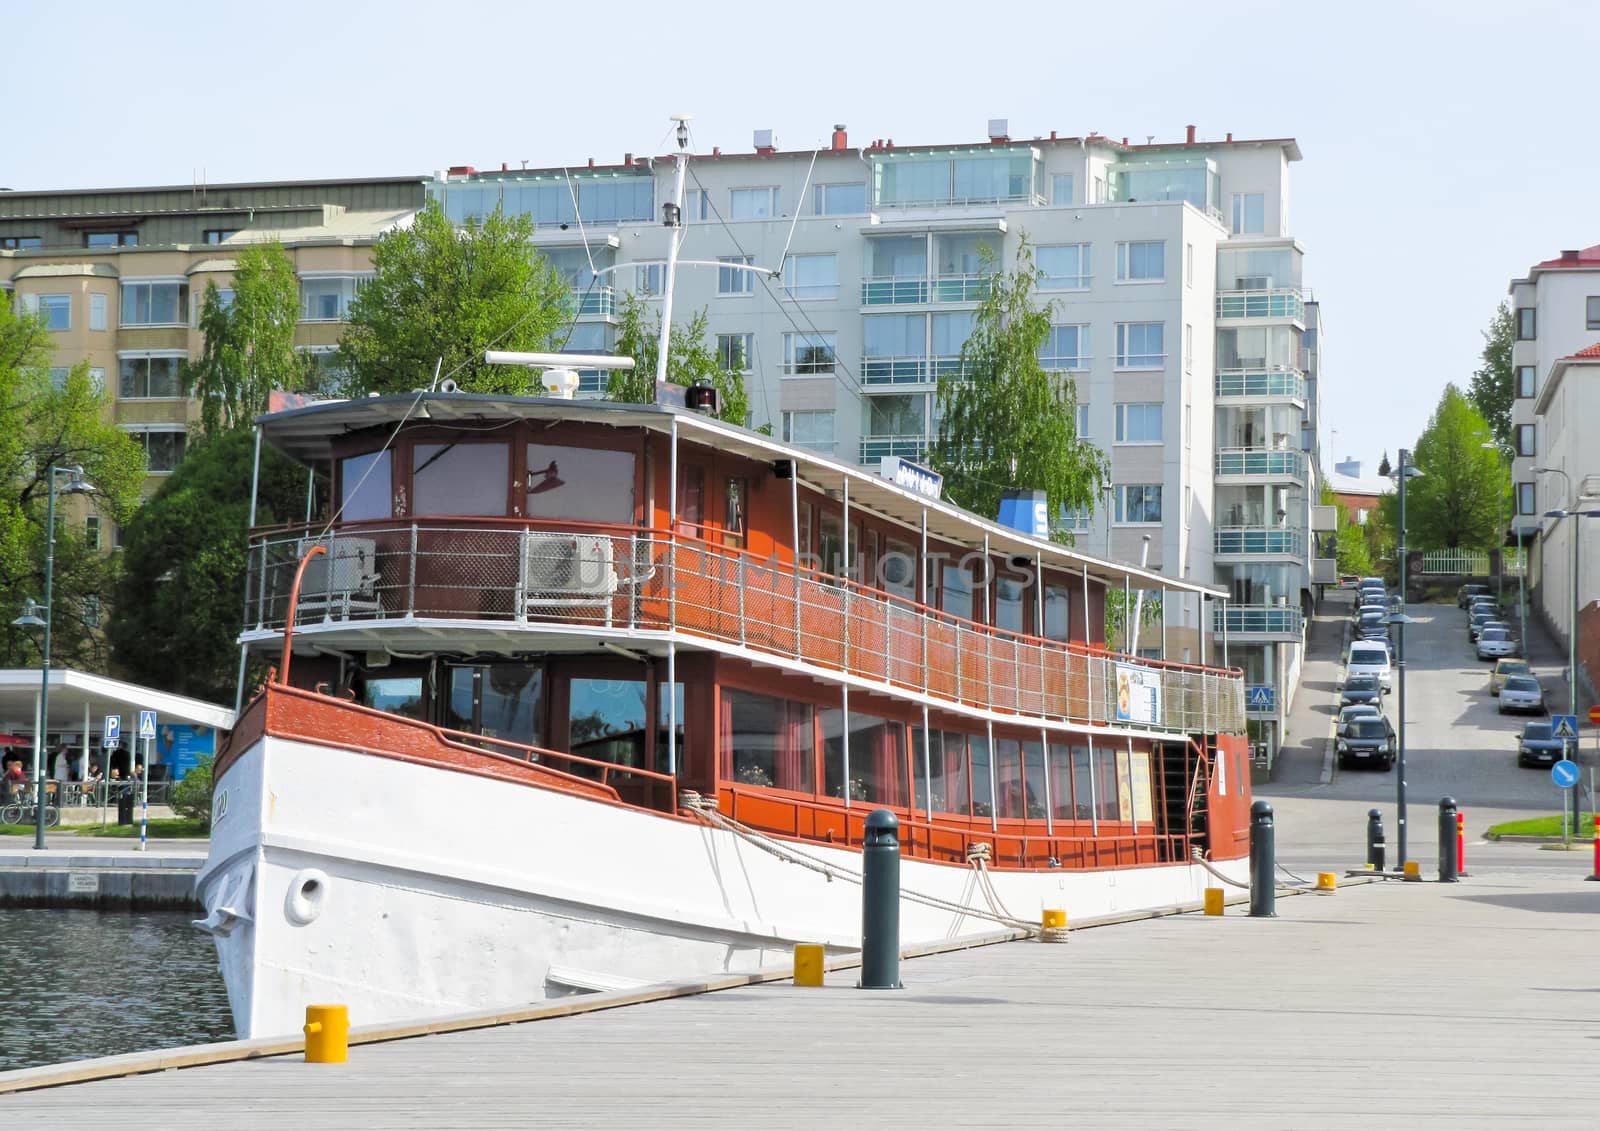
1477 626 1517 660
1489 658 1533 695
1339 574 1360 589
1517 721 1570 767
1357 614 1391 644
1358 585 1388 606
1457 583 1492 608
1347 640 1393 690
1468 610 1498 640
1340 675 1383 708
1497 676 1545 715
1337 715 1396 770
1337 703 1382 728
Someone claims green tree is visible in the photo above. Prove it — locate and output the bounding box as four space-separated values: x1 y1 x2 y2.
1404 385 1507 551
927 243 1107 538
1320 479 1373 577
1466 301 1514 450
183 242 304 437
106 430 306 702
606 294 749 426
339 201 571 395
0 304 144 669
170 753 214 829
1105 590 1163 653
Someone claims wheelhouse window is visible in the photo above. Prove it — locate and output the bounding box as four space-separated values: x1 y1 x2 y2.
340 450 392 521
525 443 635 523
722 689 814 792
413 442 510 516
446 663 543 748
120 281 188 326
361 676 425 719
941 559 976 622
995 569 1028 634
567 678 649 769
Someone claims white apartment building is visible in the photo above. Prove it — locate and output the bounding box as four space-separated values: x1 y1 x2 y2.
431 120 1329 764
1507 246 1600 692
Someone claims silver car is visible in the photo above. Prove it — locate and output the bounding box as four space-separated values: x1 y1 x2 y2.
1477 626 1516 660
1337 703 1382 728
1497 675 1544 714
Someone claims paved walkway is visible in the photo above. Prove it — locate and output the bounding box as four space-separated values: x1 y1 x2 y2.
4 863 1597 1129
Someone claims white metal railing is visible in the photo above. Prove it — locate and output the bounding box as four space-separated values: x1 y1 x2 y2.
1417 549 1491 576
245 523 1246 736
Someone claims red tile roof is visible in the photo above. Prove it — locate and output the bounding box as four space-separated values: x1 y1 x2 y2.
1563 342 1600 360
1533 244 1600 269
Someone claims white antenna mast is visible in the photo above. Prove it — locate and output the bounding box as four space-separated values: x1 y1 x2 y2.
656 114 692 388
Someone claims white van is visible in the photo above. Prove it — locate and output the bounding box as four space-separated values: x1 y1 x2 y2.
1347 640 1393 691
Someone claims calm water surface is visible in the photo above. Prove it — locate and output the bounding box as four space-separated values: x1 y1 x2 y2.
0 909 234 1071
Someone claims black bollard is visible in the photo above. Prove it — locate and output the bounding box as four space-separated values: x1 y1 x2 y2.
1438 797 1459 883
1249 800 1276 918
859 809 903 989
1366 808 1386 872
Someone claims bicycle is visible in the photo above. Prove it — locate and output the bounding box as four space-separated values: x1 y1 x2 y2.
1 789 61 829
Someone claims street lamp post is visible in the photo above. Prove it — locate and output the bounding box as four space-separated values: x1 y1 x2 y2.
1387 448 1423 869
1535 467 1580 719
10 463 95 851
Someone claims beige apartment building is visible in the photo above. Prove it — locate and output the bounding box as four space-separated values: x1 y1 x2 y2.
0 175 426 541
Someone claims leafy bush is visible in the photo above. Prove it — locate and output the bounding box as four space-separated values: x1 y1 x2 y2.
171 754 214 830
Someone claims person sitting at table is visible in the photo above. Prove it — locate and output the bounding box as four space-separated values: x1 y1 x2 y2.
80 763 104 803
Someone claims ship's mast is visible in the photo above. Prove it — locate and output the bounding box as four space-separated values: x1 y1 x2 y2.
655 114 692 389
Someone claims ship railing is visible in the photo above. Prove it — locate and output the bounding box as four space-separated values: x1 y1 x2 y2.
244 520 1246 735
433 722 676 805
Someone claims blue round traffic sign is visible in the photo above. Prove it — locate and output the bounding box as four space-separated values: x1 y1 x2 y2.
1551 760 1580 789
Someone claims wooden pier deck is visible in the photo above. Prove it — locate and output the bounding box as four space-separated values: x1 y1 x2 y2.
3 867 1596 1129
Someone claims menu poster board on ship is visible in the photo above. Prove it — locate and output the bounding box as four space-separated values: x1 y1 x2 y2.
1114 663 1162 726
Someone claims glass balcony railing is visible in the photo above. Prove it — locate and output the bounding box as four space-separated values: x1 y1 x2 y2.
929 274 992 303
564 285 615 318
1214 448 1306 479
861 356 969 386
860 436 926 463
1214 604 1304 636
861 277 930 305
1214 368 1307 401
1216 288 1305 321
1214 527 1305 557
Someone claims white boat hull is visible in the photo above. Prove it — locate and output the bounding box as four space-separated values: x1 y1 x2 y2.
198 735 1244 1039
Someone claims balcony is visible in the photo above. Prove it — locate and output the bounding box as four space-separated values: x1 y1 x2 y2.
860 274 993 306
1214 604 1304 637
569 286 615 318
1216 288 1305 322
860 436 927 462
929 274 992 303
1214 448 1306 480
1213 527 1305 558
244 521 1246 736
860 356 967 386
1214 368 1306 403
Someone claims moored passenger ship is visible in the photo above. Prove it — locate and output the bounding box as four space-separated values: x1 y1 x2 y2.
198 390 1250 1038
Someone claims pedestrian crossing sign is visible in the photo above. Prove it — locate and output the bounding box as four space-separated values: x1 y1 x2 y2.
1248 685 1274 710
138 710 157 740
1551 714 1580 741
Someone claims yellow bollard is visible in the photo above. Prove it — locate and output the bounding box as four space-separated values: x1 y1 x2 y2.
1040 909 1067 930
1203 887 1224 916
1402 860 1421 882
793 943 825 987
303 1004 349 1064
1316 872 1337 892
1363 862 1376 870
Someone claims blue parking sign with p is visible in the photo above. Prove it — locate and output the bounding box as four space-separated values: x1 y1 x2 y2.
103 715 121 745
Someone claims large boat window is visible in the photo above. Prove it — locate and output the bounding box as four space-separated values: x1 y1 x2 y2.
994 738 1024 819
818 514 843 578
655 681 684 774
678 467 704 535
821 709 908 807
722 689 814 792
1043 584 1071 642
527 443 635 523
1072 746 1094 819
413 442 510 516
941 561 974 622
341 450 392 521
1129 749 1154 823
881 538 916 600
924 729 969 814
1096 748 1121 821
1023 740 1048 819
568 678 648 768
970 733 994 817
446 664 543 748
995 571 1028 634
723 478 747 549
1048 743 1075 820
362 676 425 720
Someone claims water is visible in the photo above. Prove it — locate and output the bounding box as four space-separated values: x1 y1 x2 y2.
0 910 235 1071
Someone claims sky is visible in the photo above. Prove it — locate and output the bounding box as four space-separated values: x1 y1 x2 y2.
5 0 1597 471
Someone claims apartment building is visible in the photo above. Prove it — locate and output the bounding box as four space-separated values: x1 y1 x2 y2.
1507 246 1600 691
430 120 1328 763
0 175 427 525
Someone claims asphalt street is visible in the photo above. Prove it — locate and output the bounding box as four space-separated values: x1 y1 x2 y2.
1262 586 1597 877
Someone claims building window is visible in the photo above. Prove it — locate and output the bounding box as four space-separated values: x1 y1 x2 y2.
1184 403 1193 448
1040 324 1090 370
121 281 189 326
718 255 754 295
1231 193 1265 234
1115 322 1164 368
1516 483 1536 515
1 236 41 249
85 231 137 247
88 367 105 394
1588 296 1600 330
299 275 366 322
716 333 754 373
782 332 836 374
1185 242 1193 287
85 515 101 551
1517 365 1535 398
1115 403 1163 444
1057 504 1091 533
782 410 835 453
49 367 70 391
1515 424 1535 457
1036 244 1090 290
119 354 185 398
635 263 663 295
203 229 239 244
729 187 779 219
1184 322 1193 373
1115 484 1163 524
36 294 71 331
812 183 866 215
89 292 107 331
1184 485 1192 528
782 253 838 300
1050 173 1074 205
1516 307 1536 340
1116 240 1164 282
1075 403 1089 437
125 428 187 473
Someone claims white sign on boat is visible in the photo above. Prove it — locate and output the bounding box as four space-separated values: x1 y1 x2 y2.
878 456 943 501
1115 663 1163 725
